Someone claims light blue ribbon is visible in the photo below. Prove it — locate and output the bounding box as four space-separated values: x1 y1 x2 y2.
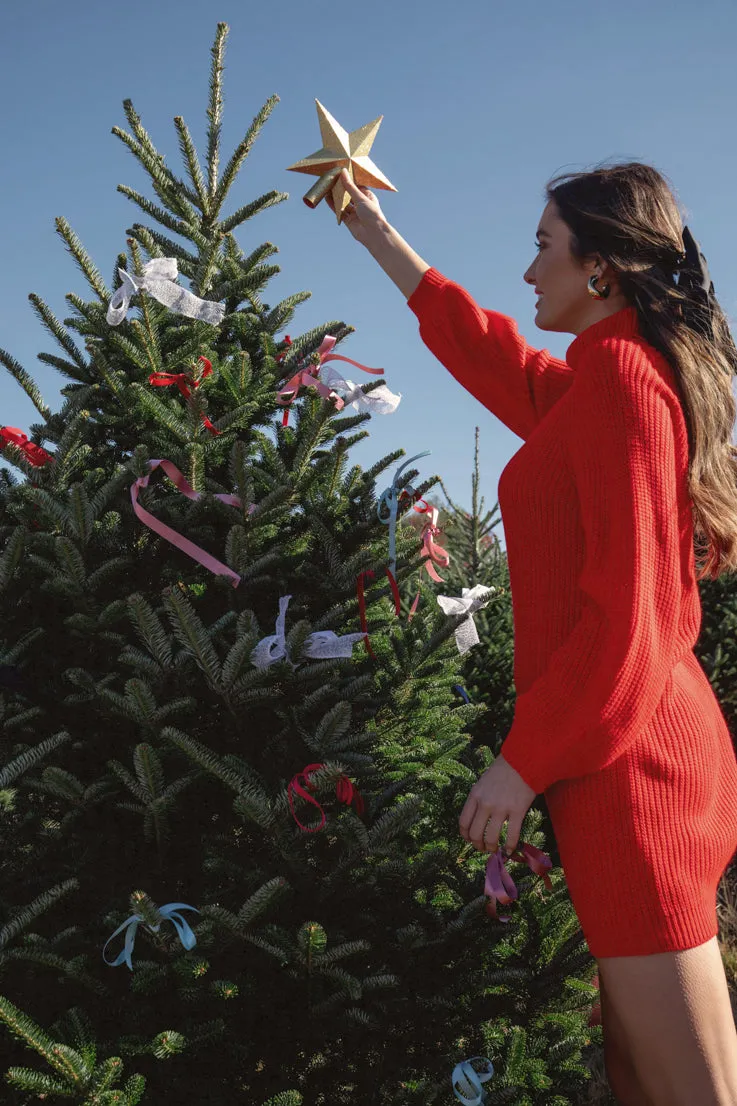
103 902 200 971
376 451 430 576
451 1057 495 1106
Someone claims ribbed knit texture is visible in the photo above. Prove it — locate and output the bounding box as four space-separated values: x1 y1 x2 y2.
408 266 737 955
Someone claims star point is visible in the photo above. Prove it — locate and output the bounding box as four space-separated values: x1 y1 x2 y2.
287 100 397 222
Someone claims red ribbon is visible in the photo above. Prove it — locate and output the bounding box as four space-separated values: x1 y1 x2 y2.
276 335 385 427
484 842 553 922
149 356 221 436
275 335 293 363
0 427 53 467
288 762 365 833
357 569 401 657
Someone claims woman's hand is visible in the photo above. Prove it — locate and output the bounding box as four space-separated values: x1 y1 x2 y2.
325 168 389 246
459 753 538 855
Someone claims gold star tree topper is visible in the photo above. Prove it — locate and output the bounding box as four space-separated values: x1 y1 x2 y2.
286 100 397 224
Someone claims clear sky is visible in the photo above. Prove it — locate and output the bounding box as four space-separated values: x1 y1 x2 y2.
1 0 736 553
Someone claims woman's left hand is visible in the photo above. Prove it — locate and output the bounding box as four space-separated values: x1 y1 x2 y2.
459 753 538 854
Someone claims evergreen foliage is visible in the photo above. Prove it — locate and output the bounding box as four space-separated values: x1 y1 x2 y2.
0 25 602 1105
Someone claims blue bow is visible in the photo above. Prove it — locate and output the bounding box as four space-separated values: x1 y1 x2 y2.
452 684 471 704
103 902 200 971
376 451 430 576
451 1057 495 1105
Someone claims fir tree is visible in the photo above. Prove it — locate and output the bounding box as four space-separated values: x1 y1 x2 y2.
0 25 601 1106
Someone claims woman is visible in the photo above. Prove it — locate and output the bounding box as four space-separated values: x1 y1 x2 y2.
326 163 737 1105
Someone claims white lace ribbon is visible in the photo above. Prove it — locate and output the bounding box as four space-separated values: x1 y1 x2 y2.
251 595 365 669
319 365 401 415
436 585 495 655
251 595 293 669
106 258 226 327
302 630 366 659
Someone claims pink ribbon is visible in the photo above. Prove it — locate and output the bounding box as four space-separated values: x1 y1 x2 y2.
413 499 450 583
130 459 251 587
484 842 553 922
276 335 384 427
405 498 452 621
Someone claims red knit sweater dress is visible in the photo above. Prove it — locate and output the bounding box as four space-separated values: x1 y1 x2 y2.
407 266 737 958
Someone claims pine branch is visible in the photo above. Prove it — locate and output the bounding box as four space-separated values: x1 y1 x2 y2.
173 114 209 216
0 879 79 950
206 23 228 203
116 185 207 249
218 192 287 236
115 98 201 224
211 94 281 217
0 347 51 419
54 216 109 302
27 294 88 374
0 731 71 790
126 223 199 269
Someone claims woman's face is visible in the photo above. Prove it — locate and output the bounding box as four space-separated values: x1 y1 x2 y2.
523 199 624 334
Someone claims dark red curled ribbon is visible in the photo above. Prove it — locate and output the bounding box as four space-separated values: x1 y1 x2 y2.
357 569 401 658
0 427 53 467
288 762 365 833
149 356 221 436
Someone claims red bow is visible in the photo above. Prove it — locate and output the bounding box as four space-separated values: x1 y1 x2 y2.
0 427 53 467
288 762 365 832
149 356 221 436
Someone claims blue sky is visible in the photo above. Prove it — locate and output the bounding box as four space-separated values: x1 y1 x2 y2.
1 0 736 554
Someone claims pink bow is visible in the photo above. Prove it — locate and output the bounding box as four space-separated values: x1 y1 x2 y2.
413 499 450 583
130 459 253 587
484 842 553 922
276 335 384 427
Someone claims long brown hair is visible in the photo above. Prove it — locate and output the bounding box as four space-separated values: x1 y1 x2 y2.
546 161 737 581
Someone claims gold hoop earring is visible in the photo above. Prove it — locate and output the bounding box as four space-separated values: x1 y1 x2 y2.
588 274 610 300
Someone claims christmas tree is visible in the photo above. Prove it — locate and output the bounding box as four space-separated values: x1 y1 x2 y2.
0 24 601 1106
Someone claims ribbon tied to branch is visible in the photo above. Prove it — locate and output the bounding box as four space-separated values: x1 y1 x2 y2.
484 842 553 923
106 258 225 327
250 595 366 669
413 499 450 583
0 427 53 467
451 1057 495 1106
103 902 200 971
377 452 430 580
436 585 495 654
130 459 251 587
319 364 401 416
276 335 385 426
149 356 221 436
288 762 365 833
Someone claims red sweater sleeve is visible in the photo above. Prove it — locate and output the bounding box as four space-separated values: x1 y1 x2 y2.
500 338 684 795
407 267 574 439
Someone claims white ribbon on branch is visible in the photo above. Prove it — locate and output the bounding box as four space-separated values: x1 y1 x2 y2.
319 365 401 415
250 595 365 669
436 585 496 655
106 258 226 327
